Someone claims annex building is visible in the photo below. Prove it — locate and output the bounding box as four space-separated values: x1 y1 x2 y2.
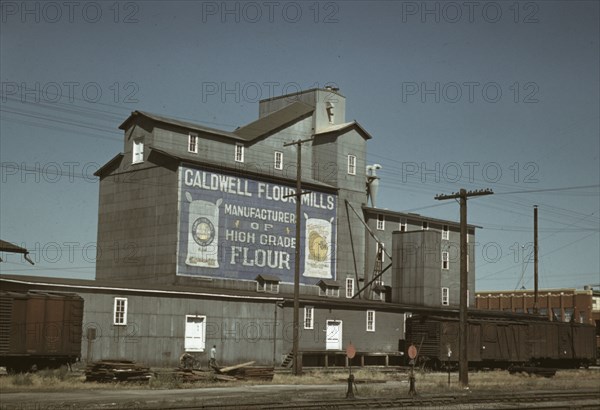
1 87 477 368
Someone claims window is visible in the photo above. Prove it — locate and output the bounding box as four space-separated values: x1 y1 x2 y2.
274 151 283 170
132 140 144 164
345 278 355 298
366 310 376 332
373 280 385 301
442 225 449 240
113 297 128 325
377 214 385 230
235 143 244 162
304 306 314 329
467 289 470 308
441 287 449 306
376 242 385 262
188 133 198 153
326 101 335 123
319 287 339 297
399 219 407 232
257 281 279 293
442 251 449 270
185 315 206 352
422 221 429 230
347 155 356 175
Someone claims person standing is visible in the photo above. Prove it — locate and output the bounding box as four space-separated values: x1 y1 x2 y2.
209 345 217 369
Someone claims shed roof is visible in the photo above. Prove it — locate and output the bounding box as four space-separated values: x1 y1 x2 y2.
233 101 314 141
255 274 281 283
316 279 340 288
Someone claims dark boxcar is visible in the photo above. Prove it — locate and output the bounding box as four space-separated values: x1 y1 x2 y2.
0 291 83 372
405 313 596 369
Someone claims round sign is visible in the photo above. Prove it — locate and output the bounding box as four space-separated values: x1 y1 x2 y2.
346 343 356 359
407 345 418 360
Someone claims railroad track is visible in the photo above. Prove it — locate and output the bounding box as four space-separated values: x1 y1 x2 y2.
158 390 600 409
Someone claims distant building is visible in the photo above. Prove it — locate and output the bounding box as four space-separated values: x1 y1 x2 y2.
475 287 598 325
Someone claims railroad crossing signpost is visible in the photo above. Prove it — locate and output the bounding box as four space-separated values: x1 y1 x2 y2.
346 343 356 399
408 344 417 397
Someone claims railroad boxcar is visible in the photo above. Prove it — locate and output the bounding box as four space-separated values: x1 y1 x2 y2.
405 312 596 369
0 291 84 372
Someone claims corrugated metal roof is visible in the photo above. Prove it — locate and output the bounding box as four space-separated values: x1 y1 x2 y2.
314 121 373 140
233 101 314 141
119 111 243 140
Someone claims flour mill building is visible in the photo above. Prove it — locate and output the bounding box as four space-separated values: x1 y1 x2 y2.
1 87 477 367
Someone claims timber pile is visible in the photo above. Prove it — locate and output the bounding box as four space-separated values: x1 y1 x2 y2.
85 360 152 382
216 361 274 381
171 368 213 382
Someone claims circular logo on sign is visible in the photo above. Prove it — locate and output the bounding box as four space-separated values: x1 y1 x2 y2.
192 217 215 246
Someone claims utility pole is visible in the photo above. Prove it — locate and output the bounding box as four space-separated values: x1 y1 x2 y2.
435 188 493 387
283 137 313 376
533 205 539 314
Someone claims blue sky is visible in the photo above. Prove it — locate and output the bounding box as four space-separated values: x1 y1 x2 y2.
1 0 598 291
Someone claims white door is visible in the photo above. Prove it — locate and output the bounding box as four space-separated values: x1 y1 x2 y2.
185 315 206 352
326 320 343 350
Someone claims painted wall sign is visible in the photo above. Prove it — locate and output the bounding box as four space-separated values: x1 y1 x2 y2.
177 165 337 284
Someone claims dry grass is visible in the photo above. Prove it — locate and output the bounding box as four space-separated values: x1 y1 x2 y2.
1 367 598 395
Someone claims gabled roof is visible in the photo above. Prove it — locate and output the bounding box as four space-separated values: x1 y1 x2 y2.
119 111 243 141
255 274 281 283
314 121 373 140
316 279 340 288
94 153 124 177
234 101 314 141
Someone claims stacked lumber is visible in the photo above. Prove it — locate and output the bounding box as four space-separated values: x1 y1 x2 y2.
85 360 152 382
170 368 213 382
217 361 274 381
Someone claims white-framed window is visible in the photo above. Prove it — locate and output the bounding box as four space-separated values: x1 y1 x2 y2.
442 251 449 270
188 133 198 153
366 310 376 332
319 287 339 297
467 290 470 308
422 221 429 230
399 219 407 232
347 155 356 175
185 315 206 352
235 143 244 163
132 140 144 164
304 306 314 329
442 225 449 240
257 281 279 294
274 151 283 170
376 214 385 231
113 297 128 325
345 278 355 298
441 287 449 306
466 254 469 273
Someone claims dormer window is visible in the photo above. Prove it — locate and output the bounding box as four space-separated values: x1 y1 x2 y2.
317 279 339 297
132 140 144 164
188 133 198 153
255 274 280 294
326 101 334 123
